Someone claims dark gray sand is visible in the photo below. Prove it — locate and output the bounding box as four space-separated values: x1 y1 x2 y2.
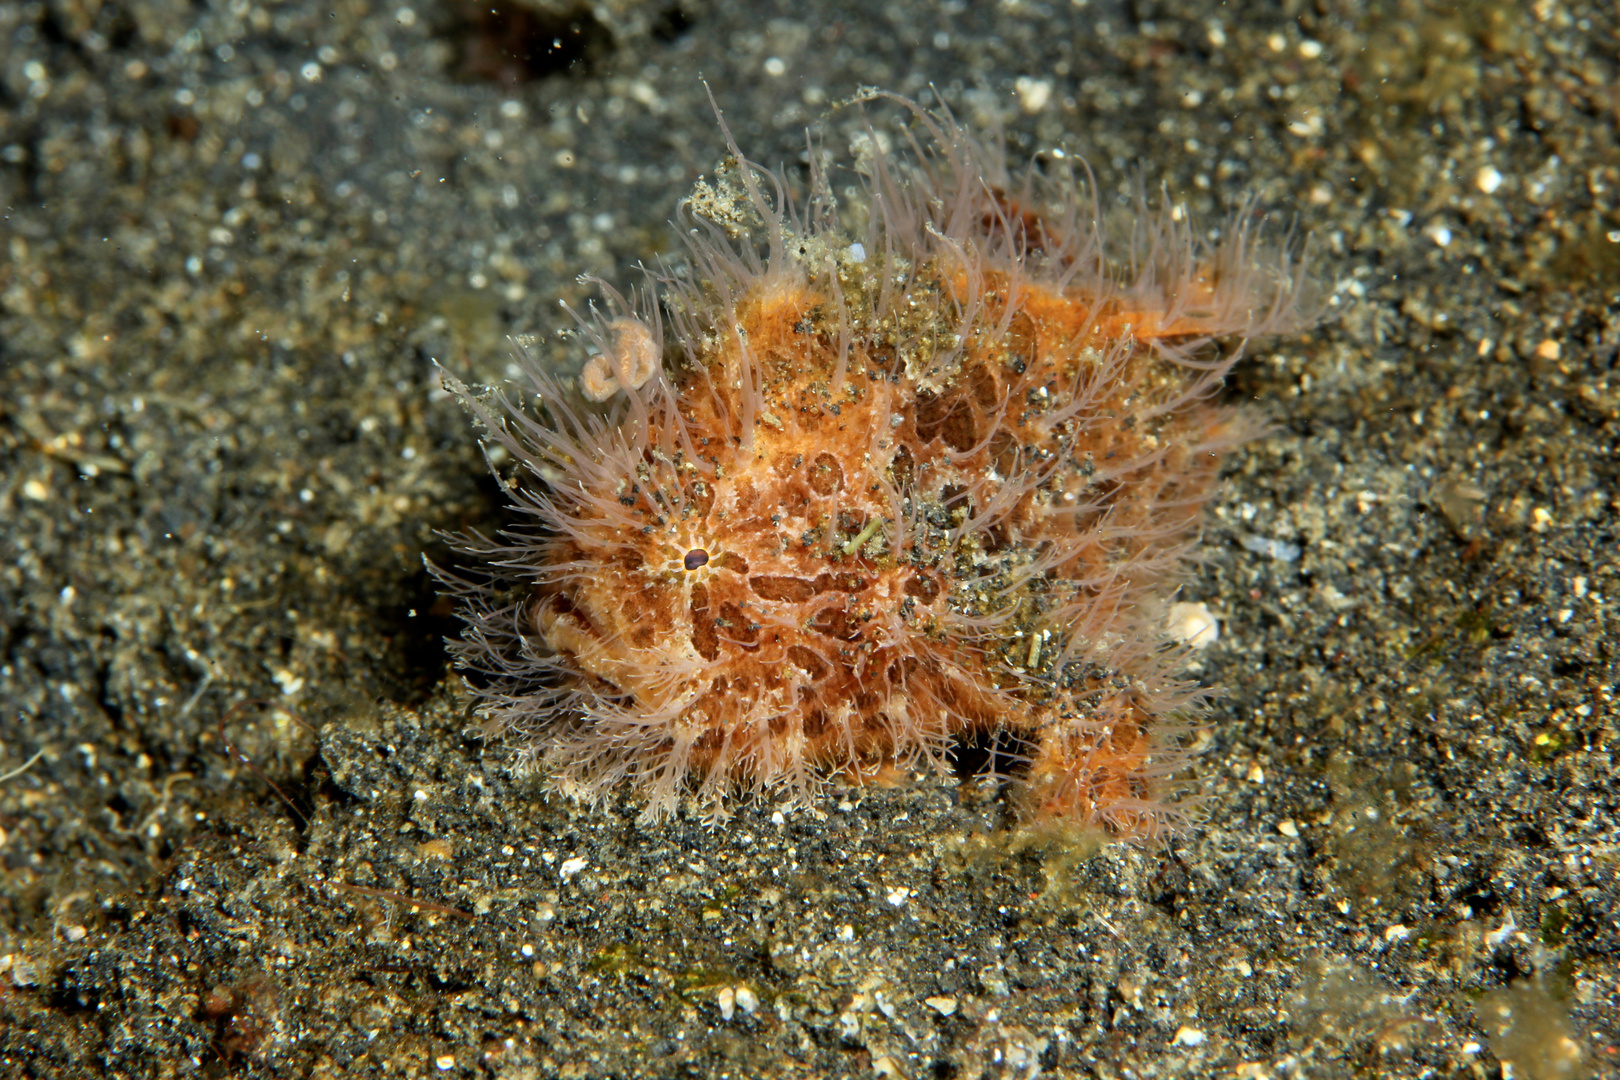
3 0 1617 1076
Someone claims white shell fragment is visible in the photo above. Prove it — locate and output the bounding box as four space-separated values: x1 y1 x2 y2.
1166 602 1219 649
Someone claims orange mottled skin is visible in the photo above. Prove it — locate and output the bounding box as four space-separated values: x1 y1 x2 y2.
533 273 1235 826
437 96 1318 836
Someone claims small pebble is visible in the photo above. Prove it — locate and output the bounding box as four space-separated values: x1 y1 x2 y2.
1167 602 1219 649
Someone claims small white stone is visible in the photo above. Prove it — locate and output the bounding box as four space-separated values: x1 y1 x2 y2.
1384 924 1411 942
434 1054 455 1071
925 995 958 1016
1476 165 1504 194
1014 76 1052 113
1277 819 1299 838
885 886 910 907
734 986 759 1015
1240 534 1301 563
1166 602 1219 649
718 985 736 1021
559 856 588 880
1170 1026 1206 1047
1287 111 1324 138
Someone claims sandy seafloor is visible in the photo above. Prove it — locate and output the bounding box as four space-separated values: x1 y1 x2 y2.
2 0 1618 1076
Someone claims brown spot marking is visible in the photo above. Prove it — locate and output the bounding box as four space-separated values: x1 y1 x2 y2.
808 452 845 495
786 645 831 681
750 575 817 603
903 573 940 602
689 584 719 661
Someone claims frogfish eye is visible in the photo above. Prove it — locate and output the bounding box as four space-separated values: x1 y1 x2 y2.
683 548 710 571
